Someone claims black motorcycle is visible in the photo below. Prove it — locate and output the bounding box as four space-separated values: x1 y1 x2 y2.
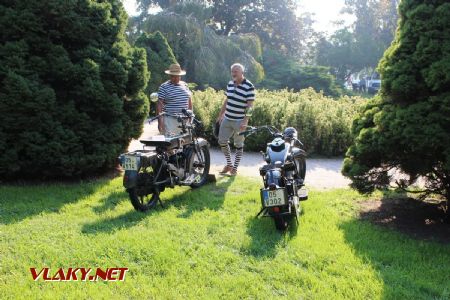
239 125 308 230
119 109 210 211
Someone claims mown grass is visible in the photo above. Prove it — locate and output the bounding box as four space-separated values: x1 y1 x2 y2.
0 176 449 299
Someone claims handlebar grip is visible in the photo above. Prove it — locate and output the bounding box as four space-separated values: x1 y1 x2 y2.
149 115 159 122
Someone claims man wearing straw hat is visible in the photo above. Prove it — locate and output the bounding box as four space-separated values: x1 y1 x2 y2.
157 63 192 136
216 63 255 176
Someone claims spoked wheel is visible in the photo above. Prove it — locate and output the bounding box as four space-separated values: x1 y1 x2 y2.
188 145 210 188
274 215 288 231
128 188 160 212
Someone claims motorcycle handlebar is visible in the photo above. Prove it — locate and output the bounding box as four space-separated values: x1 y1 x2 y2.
238 130 252 136
148 111 195 123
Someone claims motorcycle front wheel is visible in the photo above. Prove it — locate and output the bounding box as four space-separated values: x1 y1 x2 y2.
188 145 211 188
295 156 306 181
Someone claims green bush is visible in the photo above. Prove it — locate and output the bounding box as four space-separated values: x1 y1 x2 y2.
260 49 344 97
135 31 178 96
343 0 450 210
192 88 364 156
0 0 149 179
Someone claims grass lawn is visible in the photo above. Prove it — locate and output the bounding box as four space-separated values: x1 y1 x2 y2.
1 176 449 299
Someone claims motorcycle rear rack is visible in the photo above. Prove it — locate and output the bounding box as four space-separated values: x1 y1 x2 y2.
256 205 292 218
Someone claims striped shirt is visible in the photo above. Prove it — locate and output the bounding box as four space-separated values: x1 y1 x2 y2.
224 78 255 120
158 81 191 114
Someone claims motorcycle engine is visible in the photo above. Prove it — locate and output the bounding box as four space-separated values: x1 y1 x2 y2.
167 152 186 179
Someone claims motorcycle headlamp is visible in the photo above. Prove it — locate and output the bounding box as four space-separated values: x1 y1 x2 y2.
283 127 298 140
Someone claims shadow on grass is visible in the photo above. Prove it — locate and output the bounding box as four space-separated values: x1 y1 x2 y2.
171 176 236 218
81 209 150 234
340 218 450 299
0 180 107 225
341 191 450 299
81 177 236 234
92 190 129 214
243 210 300 259
360 191 450 244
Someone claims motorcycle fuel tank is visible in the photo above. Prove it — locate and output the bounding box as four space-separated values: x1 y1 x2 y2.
267 138 290 164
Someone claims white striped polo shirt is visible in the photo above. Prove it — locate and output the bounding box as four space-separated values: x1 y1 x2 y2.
224 78 255 120
158 81 191 114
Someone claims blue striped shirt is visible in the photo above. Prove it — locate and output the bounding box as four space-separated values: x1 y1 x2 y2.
225 78 255 120
158 81 191 114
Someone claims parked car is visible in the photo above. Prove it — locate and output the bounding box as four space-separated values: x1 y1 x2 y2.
367 72 381 94
351 75 360 92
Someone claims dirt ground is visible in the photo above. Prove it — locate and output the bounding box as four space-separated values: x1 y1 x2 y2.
359 197 449 244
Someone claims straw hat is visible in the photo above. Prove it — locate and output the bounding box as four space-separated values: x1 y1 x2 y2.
164 63 186 76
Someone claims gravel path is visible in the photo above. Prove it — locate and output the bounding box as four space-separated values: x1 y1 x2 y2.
128 121 351 189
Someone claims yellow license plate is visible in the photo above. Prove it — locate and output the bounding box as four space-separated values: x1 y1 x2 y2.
124 156 138 171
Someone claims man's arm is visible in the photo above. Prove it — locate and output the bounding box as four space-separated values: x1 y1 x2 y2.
216 98 227 122
188 97 193 110
157 98 164 133
156 84 166 133
239 100 254 131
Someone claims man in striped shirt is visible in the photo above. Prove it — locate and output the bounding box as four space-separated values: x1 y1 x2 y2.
216 63 255 176
157 64 192 136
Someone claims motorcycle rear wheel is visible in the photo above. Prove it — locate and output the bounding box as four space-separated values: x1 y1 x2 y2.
274 215 288 231
128 188 160 212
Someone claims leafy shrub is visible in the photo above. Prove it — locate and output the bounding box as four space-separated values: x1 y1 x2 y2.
0 0 149 179
192 88 364 156
260 49 344 97
135 31 178 96
343 0 450 211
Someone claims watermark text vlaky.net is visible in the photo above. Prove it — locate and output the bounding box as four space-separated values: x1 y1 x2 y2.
30 267 129 282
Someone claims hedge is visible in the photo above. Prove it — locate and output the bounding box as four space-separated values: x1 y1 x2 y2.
192 88 364 156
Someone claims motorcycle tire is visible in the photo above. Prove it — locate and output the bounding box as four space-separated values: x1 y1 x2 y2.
295 156 306 181
189 145 211 188
128 188 160 212
274 215 288 231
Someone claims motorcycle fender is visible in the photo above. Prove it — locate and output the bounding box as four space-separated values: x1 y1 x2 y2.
291 147 306 159
195 138 209 148
123 170 138 189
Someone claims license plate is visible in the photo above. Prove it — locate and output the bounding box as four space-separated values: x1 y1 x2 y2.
123 156 138 171
262 189 286 207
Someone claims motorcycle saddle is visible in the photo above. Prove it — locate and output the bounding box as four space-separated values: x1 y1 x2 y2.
140 134 190 148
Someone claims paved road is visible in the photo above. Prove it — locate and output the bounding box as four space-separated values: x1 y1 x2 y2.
128 121 351 189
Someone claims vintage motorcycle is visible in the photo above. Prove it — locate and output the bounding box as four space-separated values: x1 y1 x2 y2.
239 125 308 230
118 108 210 211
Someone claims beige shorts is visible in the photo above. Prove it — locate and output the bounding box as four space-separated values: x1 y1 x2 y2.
161 116 182 136
218 118 245 148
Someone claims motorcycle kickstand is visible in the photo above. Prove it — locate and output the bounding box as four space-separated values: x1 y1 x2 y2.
158 196 165 209
154 191 164 209
255 207 266 218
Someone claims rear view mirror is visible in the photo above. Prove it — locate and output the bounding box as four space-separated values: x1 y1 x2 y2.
150 92 158 103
